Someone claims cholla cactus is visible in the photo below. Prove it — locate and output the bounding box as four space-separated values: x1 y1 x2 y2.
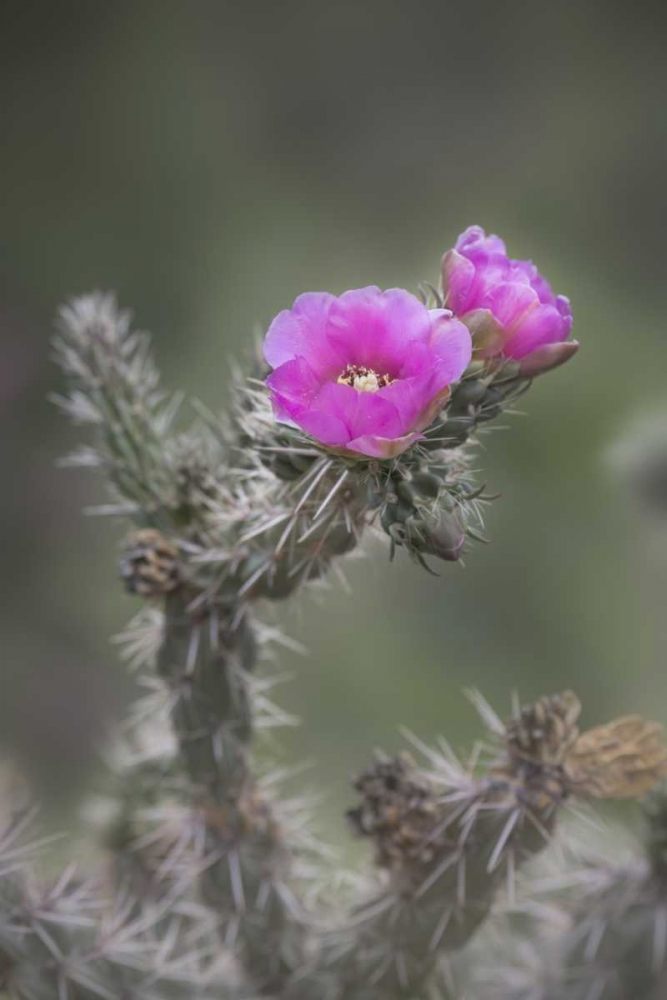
482 784 667 1000
9 226 667 1000
0 765 245 999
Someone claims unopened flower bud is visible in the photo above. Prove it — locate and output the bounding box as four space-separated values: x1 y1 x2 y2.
441 225 573 362
407 471 442 501
410 507 466 561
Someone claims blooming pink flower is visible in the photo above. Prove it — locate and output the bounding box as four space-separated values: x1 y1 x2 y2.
441 226 574 361
264 287 472 459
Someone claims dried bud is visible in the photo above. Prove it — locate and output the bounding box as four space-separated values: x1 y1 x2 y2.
347 753 439 867
120 529 180 598
505 690 582 769
565 715 667 799
500 691 667 805
493 691 583 808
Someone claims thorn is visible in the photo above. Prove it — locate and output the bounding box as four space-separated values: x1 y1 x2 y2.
487 808 521 873
466 527 491 545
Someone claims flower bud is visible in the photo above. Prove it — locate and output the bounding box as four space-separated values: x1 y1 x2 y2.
441 226 574 362
409 507 466 561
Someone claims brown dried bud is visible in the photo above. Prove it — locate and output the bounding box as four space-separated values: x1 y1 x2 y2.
200 784 280 844
501 691 667 804
565 716 667 799
505 690 582 769
347 753 439 868
120 529 180 598
491 691 583 808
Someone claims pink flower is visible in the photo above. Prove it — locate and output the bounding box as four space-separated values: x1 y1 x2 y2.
263 287 472 459
441 226 574 362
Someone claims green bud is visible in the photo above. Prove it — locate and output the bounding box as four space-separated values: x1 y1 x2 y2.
450 378 488 410
409 471 442 500
396 479 418 507
408 507 466 562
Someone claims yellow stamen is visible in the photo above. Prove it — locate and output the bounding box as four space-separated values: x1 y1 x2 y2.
337 364 394 393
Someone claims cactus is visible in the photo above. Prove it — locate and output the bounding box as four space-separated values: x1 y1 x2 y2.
486 784 667 1000
0 777 245 999
4 233 665 1000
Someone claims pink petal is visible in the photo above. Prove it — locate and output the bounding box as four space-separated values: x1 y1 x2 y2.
456 225 508 258
293 381 404 447
441 250 476 314
266 358 320 406
292 407 350 448
505 304 569 359
378 369 440 430
263 292 345 378
326 286 432 375
465 256 516 310
485 282 539 333
345 431 423 459
333 382 403 440
557 295 573 327
428 313 473 382
514 260 554 302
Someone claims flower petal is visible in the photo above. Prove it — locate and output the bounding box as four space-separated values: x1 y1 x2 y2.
291 407 350 448
345 431 423 459
428 313 473 382
266 358 320 406
326 286 432 375
290 380 404 447
441 249 476 314
506 303 572 359
263 292 345 378
484 282 539 333
378 369 440 430
456 225 507 258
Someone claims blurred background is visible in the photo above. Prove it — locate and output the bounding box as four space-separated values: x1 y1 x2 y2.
2 0 667 842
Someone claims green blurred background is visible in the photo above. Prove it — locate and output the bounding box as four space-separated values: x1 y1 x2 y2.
2 1 667 839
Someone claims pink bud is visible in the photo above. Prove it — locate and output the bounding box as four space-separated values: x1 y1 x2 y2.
441 226 573 361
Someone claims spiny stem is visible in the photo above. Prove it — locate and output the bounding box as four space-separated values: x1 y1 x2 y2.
156 590 308 994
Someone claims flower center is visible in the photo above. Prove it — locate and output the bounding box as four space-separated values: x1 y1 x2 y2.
337 364 394 393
